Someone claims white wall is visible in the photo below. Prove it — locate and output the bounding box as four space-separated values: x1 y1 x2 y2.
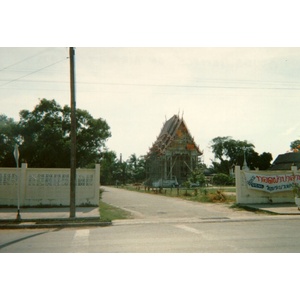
0 164 100 207
235 166 297 204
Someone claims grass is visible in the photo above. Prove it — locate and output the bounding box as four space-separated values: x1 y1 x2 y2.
0 194 132 224
0 202 132 224
99 200 132 222
98 188 132 222
123 184 237 204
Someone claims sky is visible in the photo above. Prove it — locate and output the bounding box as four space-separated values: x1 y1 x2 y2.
1 47 300 165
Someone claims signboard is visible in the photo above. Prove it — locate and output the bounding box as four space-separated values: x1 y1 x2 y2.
244 171 300 193
13 144 19 168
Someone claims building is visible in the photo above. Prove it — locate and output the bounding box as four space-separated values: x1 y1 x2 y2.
145 114 202 187
269 152 300 170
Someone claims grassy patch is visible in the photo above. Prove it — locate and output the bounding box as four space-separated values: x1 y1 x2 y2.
123 184 236 204
99 200 132 222
99 187 132 222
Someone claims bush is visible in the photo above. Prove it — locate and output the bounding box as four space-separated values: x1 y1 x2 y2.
213 173 234 186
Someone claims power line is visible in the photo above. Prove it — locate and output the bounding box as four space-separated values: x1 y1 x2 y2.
79 81 300 91
0 57 68 88
0 48 51 72
1 77 300 91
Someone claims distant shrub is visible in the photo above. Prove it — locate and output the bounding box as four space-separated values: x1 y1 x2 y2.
213 173 234 186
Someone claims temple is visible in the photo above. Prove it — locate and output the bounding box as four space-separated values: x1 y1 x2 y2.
145 114 202 187
269 152 300 170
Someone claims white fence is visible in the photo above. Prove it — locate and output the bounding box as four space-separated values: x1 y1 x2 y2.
0 163 100 207
235 165 298 204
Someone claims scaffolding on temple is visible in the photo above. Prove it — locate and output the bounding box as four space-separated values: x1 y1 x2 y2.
144 114 202 187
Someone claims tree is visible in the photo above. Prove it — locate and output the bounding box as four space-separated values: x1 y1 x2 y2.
188 168 206 186
127 154 146 183
210 136 254 174
255 152 273 170
18 99 111 168
18 99 66 167
213 173 234 186
99 150 119 185
210 136 272 173
0 115 21 167
290 140 300 152
114 160 128 185
63 105 111 167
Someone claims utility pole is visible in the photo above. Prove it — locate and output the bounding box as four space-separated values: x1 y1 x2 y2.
69 47 76 218
13 144 21 221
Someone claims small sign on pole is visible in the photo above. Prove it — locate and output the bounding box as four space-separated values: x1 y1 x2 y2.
13 144 21 221
14 144 19 168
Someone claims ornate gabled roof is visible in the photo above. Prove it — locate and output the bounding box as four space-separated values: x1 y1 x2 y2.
147 114 202 157
269 152 300 170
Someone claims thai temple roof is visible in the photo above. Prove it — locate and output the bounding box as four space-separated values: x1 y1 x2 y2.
147 114 202 156
269 152 300 170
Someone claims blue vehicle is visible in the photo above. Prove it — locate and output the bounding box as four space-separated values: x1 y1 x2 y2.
152 176 179 188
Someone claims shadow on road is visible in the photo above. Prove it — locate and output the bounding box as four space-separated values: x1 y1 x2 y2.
0 231 49 250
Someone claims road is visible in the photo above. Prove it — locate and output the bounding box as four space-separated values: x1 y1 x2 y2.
1 186 300 253
101 186 262 221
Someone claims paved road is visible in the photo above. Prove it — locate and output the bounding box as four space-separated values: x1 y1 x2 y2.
101 186 269 223
1 186 300 253
1 217 300 252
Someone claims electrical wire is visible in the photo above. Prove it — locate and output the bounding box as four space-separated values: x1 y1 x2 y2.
0 48 51 72
74 81 300 91
1 77 300 91
0 57 68 88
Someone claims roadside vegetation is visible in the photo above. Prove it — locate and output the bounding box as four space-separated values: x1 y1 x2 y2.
99 188 132 222
122 185 236 205
99 200 132 222
118 185 276 215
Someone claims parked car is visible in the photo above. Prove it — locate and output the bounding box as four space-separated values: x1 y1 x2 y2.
152 176 179 188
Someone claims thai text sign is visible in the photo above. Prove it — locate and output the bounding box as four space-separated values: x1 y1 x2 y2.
244 172 300 193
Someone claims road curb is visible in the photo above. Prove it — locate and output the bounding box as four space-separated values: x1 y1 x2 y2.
240 204 300 216
0 221 112 229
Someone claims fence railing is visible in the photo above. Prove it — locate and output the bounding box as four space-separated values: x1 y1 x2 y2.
0 163 100 206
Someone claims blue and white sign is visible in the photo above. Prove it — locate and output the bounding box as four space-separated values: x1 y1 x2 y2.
244 171 300 193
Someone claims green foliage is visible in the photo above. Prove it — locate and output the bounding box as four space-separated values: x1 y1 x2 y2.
99 152 146 185
188 167 206 186
210 136 272 173
126 154 146 183
210 136 254 166
252 151 273 170
123 185 236 204
0 115 21 167
18 99 67 167
290 140 300 152
100 151 118 185
99 200 132 222
17 99 111 168
213 173 234 186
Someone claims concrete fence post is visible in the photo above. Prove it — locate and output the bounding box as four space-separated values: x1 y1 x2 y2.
20 163 28 206
235 165 242 204
95 164 100 204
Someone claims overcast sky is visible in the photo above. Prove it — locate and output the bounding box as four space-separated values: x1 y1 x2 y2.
1 47 300 165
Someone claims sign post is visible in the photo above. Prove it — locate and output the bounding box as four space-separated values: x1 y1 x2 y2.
13 144 21 221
